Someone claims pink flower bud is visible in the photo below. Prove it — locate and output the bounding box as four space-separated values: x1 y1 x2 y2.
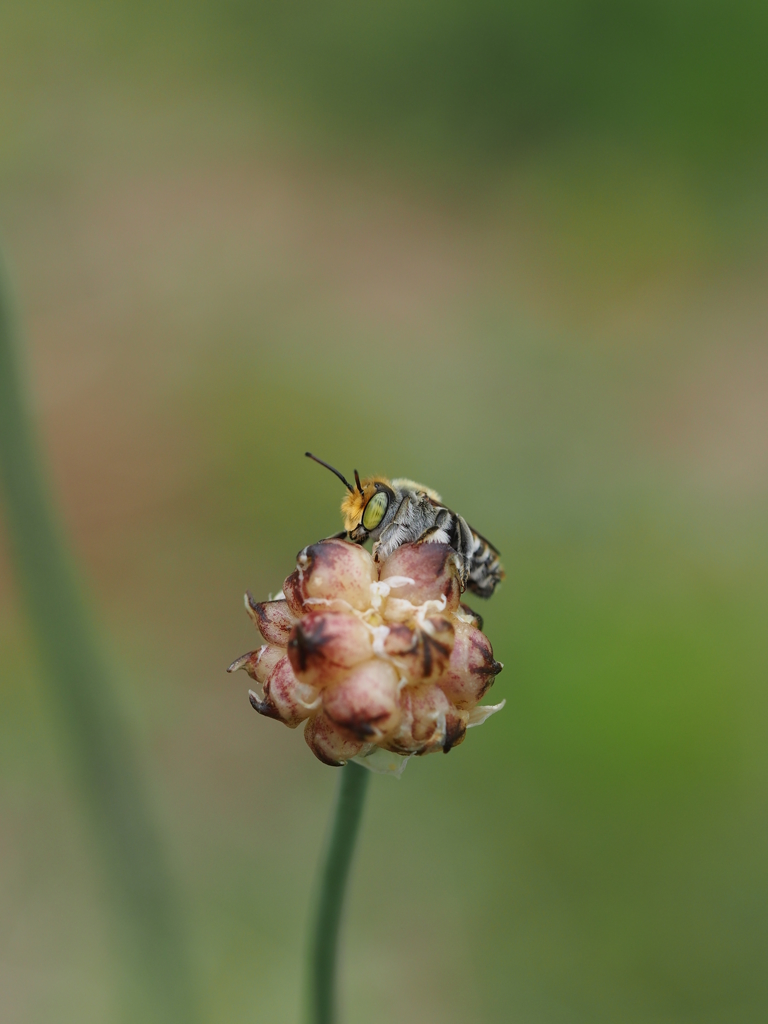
246 595 297 646
383 683 468 755
438 620 503 710
282 570 307 617
252 655 318 728
283 539 377 614
287 611 373 689
323 659 401 740
379 543 462 611
382 616 455 685
304 711 368 766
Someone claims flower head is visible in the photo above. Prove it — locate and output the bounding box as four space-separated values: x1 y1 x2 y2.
228 539 504 772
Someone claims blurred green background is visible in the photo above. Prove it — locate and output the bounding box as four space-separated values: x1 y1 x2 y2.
1 2 767 1022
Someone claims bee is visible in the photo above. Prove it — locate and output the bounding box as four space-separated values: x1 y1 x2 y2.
305 452 504 599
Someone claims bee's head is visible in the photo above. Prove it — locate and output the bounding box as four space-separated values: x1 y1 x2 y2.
341 478 394 541
306 453 394 542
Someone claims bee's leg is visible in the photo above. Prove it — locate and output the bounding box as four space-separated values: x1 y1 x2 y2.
418 508 454 547
375 495 435 562
372 519 411 562
320 530 350 542
418 512 470 587
452 515 476 588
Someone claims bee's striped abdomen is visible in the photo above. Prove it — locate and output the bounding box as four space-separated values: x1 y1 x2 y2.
451 516 504 599
465 529 504 598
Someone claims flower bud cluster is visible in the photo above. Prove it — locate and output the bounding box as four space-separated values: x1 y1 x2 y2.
228 539 504 770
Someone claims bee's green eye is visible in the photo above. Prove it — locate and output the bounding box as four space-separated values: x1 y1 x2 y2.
362 491 389 531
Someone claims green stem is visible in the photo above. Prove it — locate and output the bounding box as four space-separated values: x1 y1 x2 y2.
308 761 371 1024
0 253 200 1023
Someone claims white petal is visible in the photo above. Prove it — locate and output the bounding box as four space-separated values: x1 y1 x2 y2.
380 575 416 590
369 623 391 656
369 576 415 611
467 699 506 728
352 747 410 777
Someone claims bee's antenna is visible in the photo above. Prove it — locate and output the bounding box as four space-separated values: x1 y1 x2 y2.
354 470 364 495
305 452 355 493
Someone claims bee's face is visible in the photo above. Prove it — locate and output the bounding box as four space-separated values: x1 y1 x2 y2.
341 479 395 542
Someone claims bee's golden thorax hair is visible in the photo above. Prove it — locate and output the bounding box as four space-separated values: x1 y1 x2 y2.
390 479 442 503
340 477 390 531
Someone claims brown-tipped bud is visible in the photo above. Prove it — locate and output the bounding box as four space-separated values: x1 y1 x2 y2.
246 595 297 646
383 684 468 755
304 711 368 766
323 659 401 740
248 688 284 722
228 643 284 684
379 543 462 611
438 620 503 710
440 702 469 753
382 616 455 685
287 611 373 689
283 539 376 614
260 655 319 728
